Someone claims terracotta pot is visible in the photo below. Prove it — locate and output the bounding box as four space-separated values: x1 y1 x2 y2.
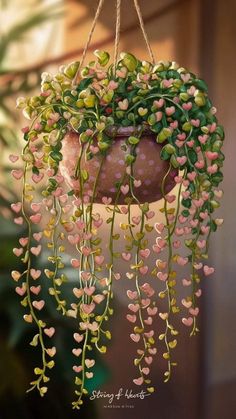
60 127 177 204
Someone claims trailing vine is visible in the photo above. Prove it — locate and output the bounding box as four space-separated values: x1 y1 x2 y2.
10 50 224 409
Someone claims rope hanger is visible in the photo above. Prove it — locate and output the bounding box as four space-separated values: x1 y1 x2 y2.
74 0 156 84
133 0 155 64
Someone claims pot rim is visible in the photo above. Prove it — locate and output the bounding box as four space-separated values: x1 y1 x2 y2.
105 124 152 137
69 124 153 138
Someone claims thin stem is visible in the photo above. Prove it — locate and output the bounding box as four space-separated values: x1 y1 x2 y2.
21 161 48 395
72 329 88 409
161 164 175 381
189 178 203 337
169 169 186 236
128 172 153 383
49 197 67 314
95 174 126 351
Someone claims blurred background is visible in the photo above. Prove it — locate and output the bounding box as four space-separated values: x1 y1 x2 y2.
0 0 235 418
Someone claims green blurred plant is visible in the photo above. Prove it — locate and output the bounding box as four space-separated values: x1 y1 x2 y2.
0 2 64 68
0 0 64 221
0 1 64 145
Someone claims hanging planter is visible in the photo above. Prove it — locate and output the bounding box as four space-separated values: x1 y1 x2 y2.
60 126 177 204
10 0 224 411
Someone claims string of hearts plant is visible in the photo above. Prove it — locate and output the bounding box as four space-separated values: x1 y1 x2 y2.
10 0 224 411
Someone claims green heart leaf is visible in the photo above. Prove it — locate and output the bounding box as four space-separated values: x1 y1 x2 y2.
120 52 138 71
128 136 140 145
94 50 110 66
30 334 39 347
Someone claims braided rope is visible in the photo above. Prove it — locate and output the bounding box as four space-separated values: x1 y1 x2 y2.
73 0 156 85
133 0 155 64
73 0 105 85
113 0 121 72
